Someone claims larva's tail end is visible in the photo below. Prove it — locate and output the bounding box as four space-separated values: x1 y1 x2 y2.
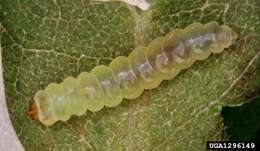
27 103 39 121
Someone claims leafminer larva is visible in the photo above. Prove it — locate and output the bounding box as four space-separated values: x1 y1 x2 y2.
28 21 238 126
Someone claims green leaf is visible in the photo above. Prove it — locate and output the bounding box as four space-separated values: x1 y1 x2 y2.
1 0 259 150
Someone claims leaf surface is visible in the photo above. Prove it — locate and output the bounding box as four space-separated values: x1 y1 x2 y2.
0 0 259 150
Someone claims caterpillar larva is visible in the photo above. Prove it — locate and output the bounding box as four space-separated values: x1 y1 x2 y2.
28 21 238 126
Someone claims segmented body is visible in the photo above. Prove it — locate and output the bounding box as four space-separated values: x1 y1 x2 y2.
33 21 237 126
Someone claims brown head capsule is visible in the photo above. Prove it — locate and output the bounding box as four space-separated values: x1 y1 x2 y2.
27 103 38 121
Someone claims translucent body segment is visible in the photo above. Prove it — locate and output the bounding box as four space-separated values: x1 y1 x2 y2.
216 25 238 50
182 22 214 61
77 72 104 111
128 47 162 89
203 21 224 54
44 83 70 122
164 29 195 69
62 77 87 116
91 65 123 107
109 56 143 99
34 90 55 126
147 37 180 80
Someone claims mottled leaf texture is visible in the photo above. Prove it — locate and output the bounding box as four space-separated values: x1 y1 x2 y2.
0 0 259 150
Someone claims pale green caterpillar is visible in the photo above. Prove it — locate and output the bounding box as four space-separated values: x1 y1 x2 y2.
28 21 238 126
